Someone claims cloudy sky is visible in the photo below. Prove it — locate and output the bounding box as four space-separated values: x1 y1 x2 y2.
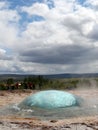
0 0 98 74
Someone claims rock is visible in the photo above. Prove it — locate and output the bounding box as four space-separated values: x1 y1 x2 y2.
50 120 58 123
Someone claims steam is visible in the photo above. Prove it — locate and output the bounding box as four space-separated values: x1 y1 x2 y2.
77 78 98 89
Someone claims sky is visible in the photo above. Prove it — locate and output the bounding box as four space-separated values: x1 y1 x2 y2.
0 0 98 74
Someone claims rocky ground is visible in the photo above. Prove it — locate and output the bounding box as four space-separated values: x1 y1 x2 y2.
0 89 97 130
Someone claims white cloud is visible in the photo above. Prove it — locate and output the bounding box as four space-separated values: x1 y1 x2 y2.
85 0 98 10
22 3 49 17
0 2 20 49
0 1 9 9
0 48 6 55
0 0 98 74
0 48 12 61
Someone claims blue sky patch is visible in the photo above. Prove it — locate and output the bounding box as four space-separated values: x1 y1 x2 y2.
18 12 45 31
77 0 86 5
3 0 54 9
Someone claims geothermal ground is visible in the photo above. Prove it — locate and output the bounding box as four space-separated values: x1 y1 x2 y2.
0 89 98 130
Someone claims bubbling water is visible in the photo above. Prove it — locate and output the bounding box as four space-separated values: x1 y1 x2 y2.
18 90 78 109
0 89 97 120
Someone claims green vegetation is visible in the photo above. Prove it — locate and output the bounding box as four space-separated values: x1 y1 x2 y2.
0 76 98 90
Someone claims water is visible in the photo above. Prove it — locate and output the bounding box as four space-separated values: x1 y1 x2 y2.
18 90 78 109
0 90 97 120
0 102 97 120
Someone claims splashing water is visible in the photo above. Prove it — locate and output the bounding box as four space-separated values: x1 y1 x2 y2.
18 90 77 109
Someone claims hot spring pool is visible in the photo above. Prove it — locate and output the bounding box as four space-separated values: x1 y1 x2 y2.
0 90 97 120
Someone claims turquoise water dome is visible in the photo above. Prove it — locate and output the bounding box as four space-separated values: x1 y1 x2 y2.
19 90 77 109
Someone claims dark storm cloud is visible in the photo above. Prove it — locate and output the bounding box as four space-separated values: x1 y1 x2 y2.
62 16 82 33
1 56 12 60
19 45 98 65
88 24 98 41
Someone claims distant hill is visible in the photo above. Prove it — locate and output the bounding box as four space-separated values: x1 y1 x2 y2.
43 73 98 79
0 73 98 81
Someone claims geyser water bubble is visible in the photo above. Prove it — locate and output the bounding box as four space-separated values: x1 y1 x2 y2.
19 90 77 109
